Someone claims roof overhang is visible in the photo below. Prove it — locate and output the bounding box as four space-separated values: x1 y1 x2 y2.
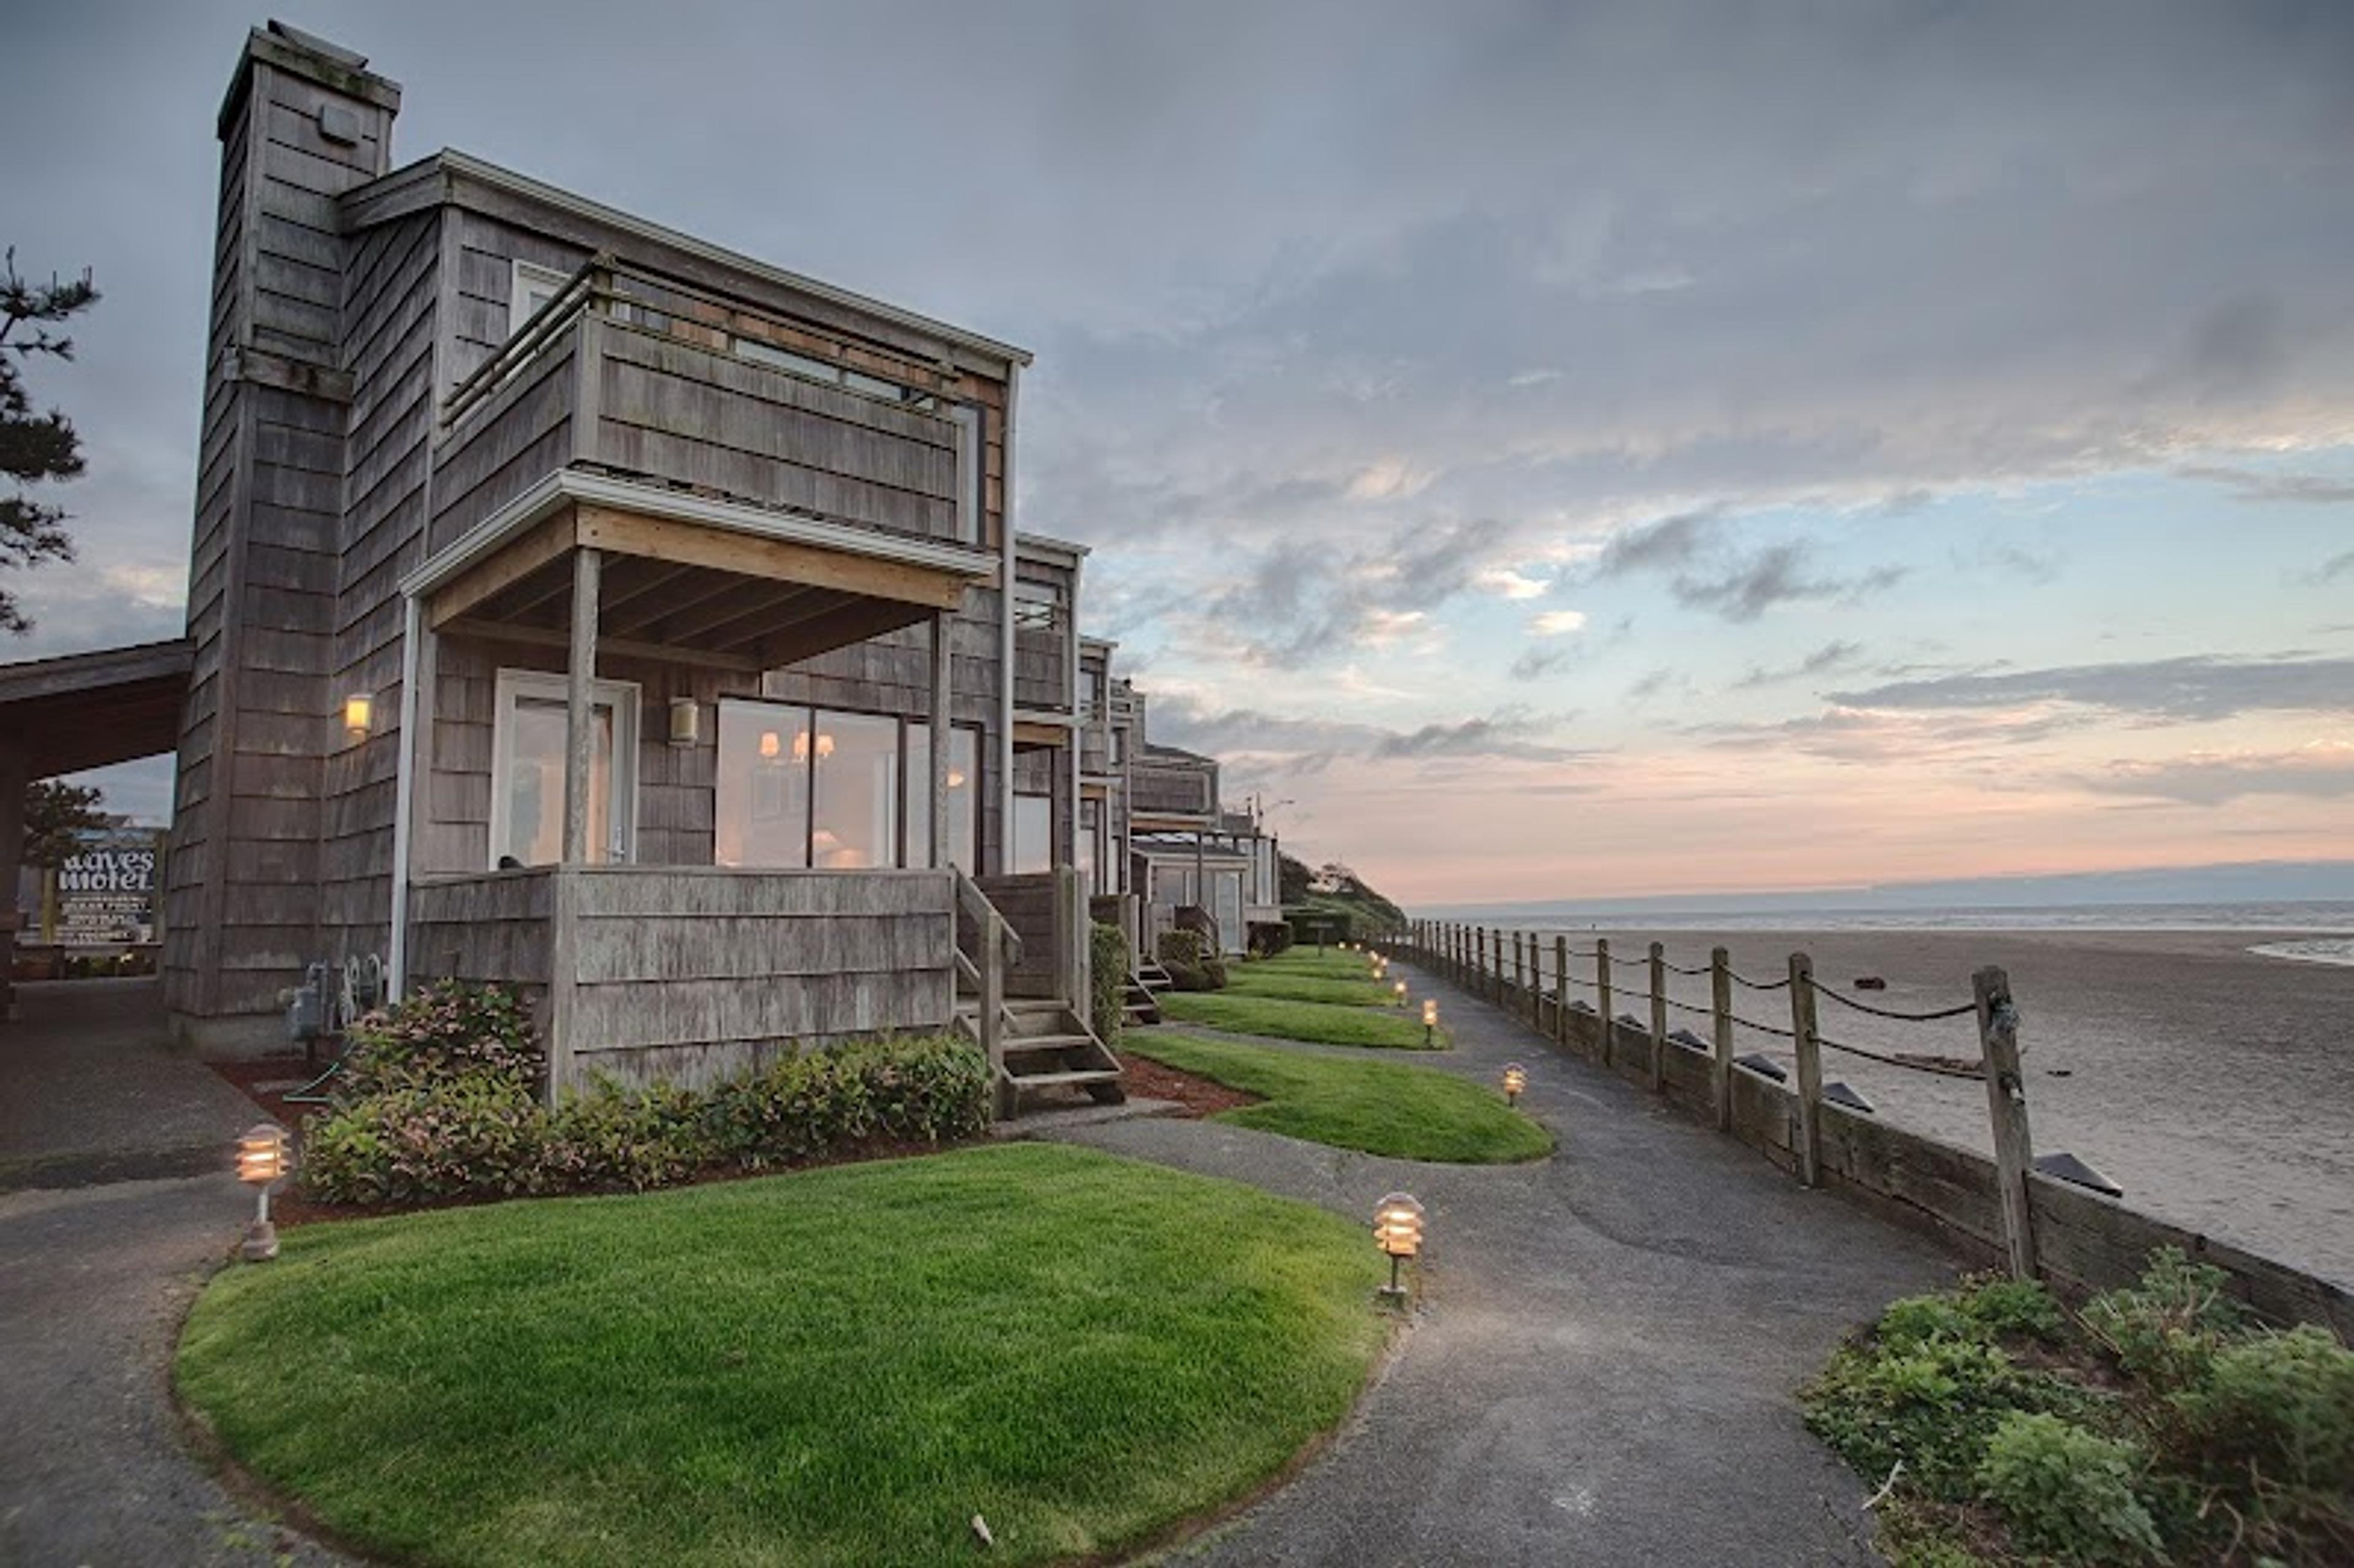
0 639 193 777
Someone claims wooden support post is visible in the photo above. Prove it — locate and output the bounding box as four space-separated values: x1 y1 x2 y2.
1788 951 1823 1187
929 609 951 869
1975 965 2037 1280
1710 945 1734 1133
562 546 602 866
1554 935 1571 1047
1648 941 1668 1092
1595 938 1613 1067
0 735 25 1022
1056 863 1087 1016
983 911 1012 1119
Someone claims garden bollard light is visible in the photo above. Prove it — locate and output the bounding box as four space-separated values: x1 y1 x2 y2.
1503 1062 1527 1105
1422 998 1438 1047
238 1122 291 1262
1373 1192 1425 1303
1393 980 1407 1007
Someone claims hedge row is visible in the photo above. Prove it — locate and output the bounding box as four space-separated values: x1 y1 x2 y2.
300 981 992 1206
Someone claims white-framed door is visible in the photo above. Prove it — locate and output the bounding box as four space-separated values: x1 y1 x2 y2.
488 669 641 867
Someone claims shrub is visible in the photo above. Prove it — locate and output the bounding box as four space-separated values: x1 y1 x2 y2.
338 980 542 1100
1159 930 1219 992
1089 922 1130 1044
1961 1276 2068 1344
2169 1325 2354 1495
301 1071 546 1206
1804 1333 2025 1501
1975 1412 2163 1564
2081 1246 2248 1390
303 1035 991 1206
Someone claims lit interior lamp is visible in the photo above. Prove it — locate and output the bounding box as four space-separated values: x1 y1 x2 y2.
947 768 967 790
1502 1062 1527 1105
1373 1191 1425 1303
238 1122 290 1262
343 692 373 743
759 730 782 761
1422 997 1438 1047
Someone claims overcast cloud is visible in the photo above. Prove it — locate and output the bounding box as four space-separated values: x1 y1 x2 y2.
6 1 2352 899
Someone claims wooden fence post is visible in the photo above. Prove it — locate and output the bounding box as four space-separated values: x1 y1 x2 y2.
1710 945 1734 1133
1554 935 1571 1047
1475 927 1488 999
1648 941 1668 1092
1788 951 1823 1187
1595 938 1613 1067
1975 965 2038 1280
1513 931 1528 1019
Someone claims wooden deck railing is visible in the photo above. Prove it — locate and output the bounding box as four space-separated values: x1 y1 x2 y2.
953 870 1024 1118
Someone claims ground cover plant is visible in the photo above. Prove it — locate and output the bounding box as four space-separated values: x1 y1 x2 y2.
1159 990 1439 1050
178 1144 1388 1568
1803 1254 2354 1565
1124 1032 1551 1164
302 980 989 1206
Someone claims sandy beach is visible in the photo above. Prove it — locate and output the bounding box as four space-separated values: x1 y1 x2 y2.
1506 926 2354 1291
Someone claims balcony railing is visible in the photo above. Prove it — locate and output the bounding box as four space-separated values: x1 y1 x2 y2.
432 254 972 555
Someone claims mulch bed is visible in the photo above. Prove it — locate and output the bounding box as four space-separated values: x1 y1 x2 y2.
1120 1045 1261 1117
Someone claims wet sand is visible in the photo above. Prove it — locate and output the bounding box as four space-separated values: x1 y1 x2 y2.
1519 927 2354 1290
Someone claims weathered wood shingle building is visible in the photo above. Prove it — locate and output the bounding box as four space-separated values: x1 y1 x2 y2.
149 22 1115 1099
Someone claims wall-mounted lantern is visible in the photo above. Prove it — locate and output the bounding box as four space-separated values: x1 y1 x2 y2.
668 698 701 748
342 692 373 744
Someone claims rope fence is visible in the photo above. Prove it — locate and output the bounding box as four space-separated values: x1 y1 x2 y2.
1387 916 2039 1277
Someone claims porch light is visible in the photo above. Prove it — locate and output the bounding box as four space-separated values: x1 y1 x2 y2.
1373 1191 1425 1303
668 698 700 748
237 1122 290 1262
342 692 373 742
1502 1062 1527 1105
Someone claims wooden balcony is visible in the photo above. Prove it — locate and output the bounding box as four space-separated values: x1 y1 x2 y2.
431 257 972 559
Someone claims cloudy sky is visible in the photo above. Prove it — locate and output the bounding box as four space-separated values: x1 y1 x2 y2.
9 1 2352 904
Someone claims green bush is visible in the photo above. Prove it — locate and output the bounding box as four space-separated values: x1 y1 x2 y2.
1158 930 1225 992
338 980 542 1100
1804 1334 2025 1501
2081 1246 2247 1390
1976 1411 2163 1564
303 1035 991 1206
2169 1325 2354 1496
1089 922 1129 1045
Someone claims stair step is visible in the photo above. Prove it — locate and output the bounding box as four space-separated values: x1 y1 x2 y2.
1005 1067 1125 1089
1002 1034 1100 1057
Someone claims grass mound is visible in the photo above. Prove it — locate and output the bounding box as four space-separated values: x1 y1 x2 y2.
1128 1032 1552 1165
178 1144 1387 1567
1160 991 1439 1050
1225 969 1396 1007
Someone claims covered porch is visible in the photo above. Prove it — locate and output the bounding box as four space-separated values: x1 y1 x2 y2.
394 472 1000 1090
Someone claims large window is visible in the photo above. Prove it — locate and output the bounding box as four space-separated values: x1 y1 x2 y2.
1011 793 1053 875
717 698 977 870
489 671 639 868
906 721 979 870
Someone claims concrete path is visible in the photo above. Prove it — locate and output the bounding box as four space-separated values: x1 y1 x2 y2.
0 980 343 1566
1051 957 1962 1567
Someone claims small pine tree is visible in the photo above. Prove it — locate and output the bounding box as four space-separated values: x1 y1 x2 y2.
23 779 107 869
0 248 100 634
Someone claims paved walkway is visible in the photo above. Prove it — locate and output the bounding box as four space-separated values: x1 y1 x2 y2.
1050 957 1962 1567
0 980 343 1566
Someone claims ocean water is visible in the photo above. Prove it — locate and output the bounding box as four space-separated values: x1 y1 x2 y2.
1458 900 2354 937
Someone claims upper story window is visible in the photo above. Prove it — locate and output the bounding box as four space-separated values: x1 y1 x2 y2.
509 261 571 335
1013 581 1062 633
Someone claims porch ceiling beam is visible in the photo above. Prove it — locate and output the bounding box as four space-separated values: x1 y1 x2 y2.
750 596 931 669
655 580 821 647
699 587 848 651
597 559 698 618
428 509 579 630
575 504 971 612
600 568 753 641
441 617 764 674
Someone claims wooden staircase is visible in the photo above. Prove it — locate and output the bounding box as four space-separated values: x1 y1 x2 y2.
1125 959 1173 1026
953 869 1125 1118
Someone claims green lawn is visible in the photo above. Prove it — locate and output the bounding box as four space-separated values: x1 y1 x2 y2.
1224 968 1396 1007
1251 947 1388 982
1129 1033 1553 1164
1160 991 1439 1049
177 1144 1387 1568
